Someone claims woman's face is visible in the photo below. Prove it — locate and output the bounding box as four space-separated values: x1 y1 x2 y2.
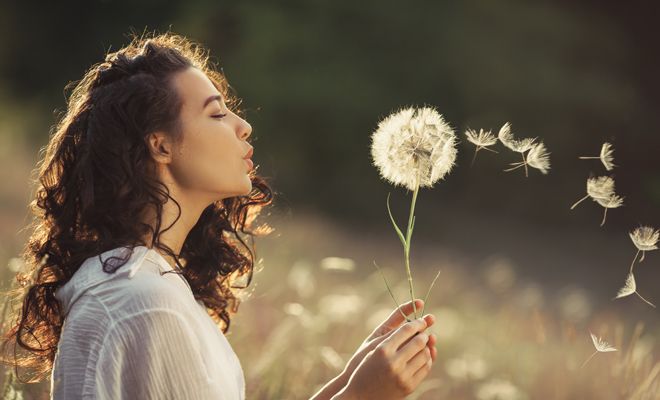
162 66 253 202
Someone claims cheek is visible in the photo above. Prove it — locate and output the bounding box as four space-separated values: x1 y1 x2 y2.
172 128 238 190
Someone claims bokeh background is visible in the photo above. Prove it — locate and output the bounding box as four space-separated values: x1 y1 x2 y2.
1 1 659 399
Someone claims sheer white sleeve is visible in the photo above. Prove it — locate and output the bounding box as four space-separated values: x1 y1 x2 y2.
93 308 222 400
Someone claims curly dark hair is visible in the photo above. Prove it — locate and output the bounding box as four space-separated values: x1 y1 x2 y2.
0 31 275 384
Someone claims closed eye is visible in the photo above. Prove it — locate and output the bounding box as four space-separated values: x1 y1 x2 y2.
211 113 227 119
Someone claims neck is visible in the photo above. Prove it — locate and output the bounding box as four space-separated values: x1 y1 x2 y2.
141 185 211 269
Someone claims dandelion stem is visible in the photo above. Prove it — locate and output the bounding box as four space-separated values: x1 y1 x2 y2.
373 260 410 322
471 148 479 167
405 176 421 319
578 156 599 160
629 249 640 274
420 269 441 317
522 153 529 178
640 250 646 263
600 207 608 227
503 163 526 172
580 351 598 369
635 291 656 308
570 195 589 210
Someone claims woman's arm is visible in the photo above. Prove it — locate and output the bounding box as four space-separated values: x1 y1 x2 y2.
310 300 437 400
309 370 350 400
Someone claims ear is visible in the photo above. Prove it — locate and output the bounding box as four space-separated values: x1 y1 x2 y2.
145 131 174 164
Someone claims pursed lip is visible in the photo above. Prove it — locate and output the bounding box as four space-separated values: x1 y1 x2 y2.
243 147 254 160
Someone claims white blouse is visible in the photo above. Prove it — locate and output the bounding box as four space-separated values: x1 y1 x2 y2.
51 245 246 400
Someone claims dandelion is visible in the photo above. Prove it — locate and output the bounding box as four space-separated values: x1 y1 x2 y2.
613 272 656 308
581 332 617 368
579 142 616 171
628 226 659 273
371 106 457 191
370 105 457 319
498 122 539 177
465 128 498 166
570 176 623 226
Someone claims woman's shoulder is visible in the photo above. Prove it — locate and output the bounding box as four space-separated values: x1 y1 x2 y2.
56 245 197 320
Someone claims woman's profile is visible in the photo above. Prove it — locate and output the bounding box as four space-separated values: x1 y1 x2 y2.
0 31 438 399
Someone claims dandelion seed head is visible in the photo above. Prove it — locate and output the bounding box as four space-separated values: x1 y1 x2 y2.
526 141 551 174
497 122 536 153
629 226 659 252
600 142 616 171
589 332 617 353
615 272 636 299
371 106 457 191
586 176 616 201
465 128 498 147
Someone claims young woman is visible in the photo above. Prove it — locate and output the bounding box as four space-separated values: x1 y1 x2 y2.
0 32 438 399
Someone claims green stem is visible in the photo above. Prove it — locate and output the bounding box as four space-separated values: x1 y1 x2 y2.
420 269 441 317
373 260 410 322
405 175 421 319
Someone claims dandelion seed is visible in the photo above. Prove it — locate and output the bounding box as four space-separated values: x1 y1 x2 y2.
581 331 617 368
526 141 551 175
497 122 536 153
465 128 498 166
371 106 458 191
570 176 623 226
613 272 656 308
498 122 538 177
579 142 616 171
594 194 624 227
628 226 659 272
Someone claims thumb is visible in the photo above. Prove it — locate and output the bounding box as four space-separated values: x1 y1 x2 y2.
374 299 424 336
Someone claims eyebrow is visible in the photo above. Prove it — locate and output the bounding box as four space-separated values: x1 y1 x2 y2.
203 94 223 109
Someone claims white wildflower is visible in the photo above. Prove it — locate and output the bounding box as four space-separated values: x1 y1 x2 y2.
465 128 498 165
371 106 457 191
320 256 356 272
613 272 655 308
579 142 616 171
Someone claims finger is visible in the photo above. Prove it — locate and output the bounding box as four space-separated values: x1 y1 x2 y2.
396 330 429 363
427 334 437 362
398 314 435 348
406 346 432 374
377 299 424 334
409 356 433 388
383 317 428 351
422 314 435 329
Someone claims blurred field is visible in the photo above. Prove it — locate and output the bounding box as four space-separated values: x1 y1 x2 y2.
1 137 659 399
1 2 660 396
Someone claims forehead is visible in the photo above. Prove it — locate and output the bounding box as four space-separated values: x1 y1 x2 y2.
171 66 222 110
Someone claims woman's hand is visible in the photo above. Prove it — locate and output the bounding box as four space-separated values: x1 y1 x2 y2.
341 299 437 381
335 314 436 399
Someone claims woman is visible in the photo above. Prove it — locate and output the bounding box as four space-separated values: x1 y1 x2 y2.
0 32 438 399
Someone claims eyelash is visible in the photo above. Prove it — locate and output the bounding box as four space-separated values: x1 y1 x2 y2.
211 113 227 120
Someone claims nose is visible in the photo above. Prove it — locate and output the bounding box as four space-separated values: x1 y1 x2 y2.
239 119 252 141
